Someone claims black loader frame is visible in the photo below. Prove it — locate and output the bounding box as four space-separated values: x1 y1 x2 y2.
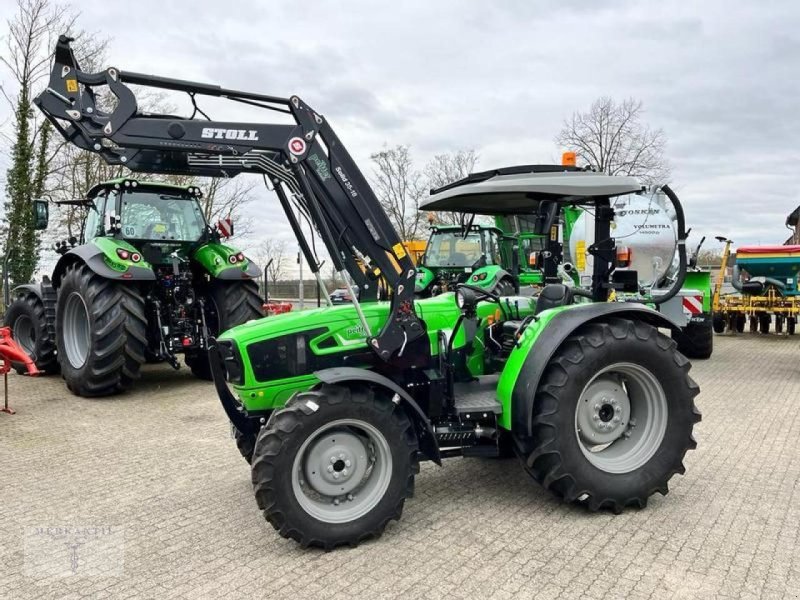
37 35 422 364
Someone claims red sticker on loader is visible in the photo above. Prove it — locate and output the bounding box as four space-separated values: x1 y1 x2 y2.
289 137 307 156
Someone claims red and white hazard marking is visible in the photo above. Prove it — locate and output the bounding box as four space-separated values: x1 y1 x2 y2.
682 295 704 316
288 137 307 156
217 217 234 238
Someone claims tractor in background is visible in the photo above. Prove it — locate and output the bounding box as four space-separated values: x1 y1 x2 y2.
4 179 263 396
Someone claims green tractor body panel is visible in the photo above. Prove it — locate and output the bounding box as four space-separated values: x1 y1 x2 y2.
414 266 435 293
683 270 712 312
192 242 259 280
495 304 568 430
219 293 537 412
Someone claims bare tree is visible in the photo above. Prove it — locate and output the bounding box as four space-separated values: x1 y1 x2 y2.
423 149 479 226
197 177 256 237
556 97 670 184
370 145 425 241
255 238 288 285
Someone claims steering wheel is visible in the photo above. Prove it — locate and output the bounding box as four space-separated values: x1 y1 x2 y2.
456 283 501 304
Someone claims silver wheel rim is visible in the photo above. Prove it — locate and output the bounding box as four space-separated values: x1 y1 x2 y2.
62 292 91 369
291 418 392 524
13 315 36 356
575 362 667 474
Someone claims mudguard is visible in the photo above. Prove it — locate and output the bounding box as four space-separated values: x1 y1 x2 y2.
193 243 260 280
508 302 681 438
51 243 155 288
315 366 442 465
208 338 259 435
10 283 44 302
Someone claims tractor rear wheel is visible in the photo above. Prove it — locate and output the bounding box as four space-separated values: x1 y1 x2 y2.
515 318 701 513
672 320 713 359
55 263 146 396
251 384 417 549
3 289 59 374
185 279 263 380
758 313 771 334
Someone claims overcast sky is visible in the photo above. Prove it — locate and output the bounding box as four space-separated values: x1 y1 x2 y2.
2 0 800 277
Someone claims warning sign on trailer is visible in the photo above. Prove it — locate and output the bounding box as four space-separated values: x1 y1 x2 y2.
682 296 703 316
288 137 307 156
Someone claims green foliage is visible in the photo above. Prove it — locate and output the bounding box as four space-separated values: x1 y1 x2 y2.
3 86 47 287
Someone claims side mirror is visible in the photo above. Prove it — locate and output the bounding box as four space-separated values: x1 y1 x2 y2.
33 199 49 230
217 217 234 239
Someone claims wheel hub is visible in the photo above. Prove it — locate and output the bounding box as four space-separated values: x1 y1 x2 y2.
577 376 631 445
303 429 370 497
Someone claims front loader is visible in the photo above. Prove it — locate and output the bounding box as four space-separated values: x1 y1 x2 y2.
37 36 701 549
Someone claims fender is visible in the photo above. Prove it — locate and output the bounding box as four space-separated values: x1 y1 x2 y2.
510 302 681 438
208 338 259 435
315 366 442 465
52 244 155 288
10 283 44 302
216 261 261 280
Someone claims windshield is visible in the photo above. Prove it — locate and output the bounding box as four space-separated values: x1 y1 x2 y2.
425 231 484 267
119 191 206 241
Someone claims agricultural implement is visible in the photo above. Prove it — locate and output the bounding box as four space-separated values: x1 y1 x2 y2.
4 179 263 396
712 238 800 334
38 35 701 549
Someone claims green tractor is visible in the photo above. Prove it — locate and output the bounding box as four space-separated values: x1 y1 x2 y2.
414 224 517 296
38 37 701 550
4 179 263 396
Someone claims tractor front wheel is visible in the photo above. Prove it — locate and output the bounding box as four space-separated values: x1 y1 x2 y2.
55 263 146 396
185 279 263 380
251 384 418 549
3 289 59 374
516 318 701 513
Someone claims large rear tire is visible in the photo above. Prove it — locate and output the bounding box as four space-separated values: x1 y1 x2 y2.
3 289 59 374
55 263 146 397
672 320 713 359
252 384 418 549
514 318 701 513
185 279 263 380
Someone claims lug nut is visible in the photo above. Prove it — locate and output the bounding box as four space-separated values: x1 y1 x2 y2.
333 472 340 480
345 460 351 468
342 469 348 476
594 404 601 411
339 453 346 460
347 494 354 501
330 457 337 464
327 465 333 473
333 499 340 506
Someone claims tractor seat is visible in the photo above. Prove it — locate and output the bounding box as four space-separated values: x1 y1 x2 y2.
534 284 573 315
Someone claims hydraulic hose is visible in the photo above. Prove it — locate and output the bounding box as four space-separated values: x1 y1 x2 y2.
649 184 687 305
732 264 785 293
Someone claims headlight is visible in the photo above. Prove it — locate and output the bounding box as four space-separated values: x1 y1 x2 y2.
456 289 466 309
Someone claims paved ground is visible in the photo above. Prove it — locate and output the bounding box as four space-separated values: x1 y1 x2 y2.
1 332 799 600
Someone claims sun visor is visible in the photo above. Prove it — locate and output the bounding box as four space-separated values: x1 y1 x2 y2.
421 169 643 215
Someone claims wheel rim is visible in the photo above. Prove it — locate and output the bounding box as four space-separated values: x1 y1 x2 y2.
291 418 392 524
13 314 36 356
62 292 91 369
575 362 668 474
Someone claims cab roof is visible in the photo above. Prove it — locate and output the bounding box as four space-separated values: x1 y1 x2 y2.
421 165 642 215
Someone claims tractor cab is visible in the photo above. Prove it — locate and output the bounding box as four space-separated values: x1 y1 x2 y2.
415 224 511 296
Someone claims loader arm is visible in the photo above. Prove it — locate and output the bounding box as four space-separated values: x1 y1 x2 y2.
35 35 422 361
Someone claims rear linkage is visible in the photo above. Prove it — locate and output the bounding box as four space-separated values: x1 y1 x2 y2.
36 35 425 363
